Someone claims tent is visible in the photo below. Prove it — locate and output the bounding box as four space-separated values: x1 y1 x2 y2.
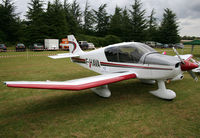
183 40 200 53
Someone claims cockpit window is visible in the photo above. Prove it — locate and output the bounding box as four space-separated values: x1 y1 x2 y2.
118 46 143 63
104 46 119 62
105 43 157 63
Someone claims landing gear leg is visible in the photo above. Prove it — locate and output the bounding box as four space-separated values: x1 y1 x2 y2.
91 85 111 98
149 80 176 100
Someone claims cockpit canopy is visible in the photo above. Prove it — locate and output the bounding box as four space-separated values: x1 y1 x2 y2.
105 42 157 63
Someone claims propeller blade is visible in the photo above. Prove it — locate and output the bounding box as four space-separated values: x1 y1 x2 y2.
173 47 198 81
172 47 185 64
188 70 198 81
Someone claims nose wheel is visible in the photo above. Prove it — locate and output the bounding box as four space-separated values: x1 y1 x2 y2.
150 80 176 100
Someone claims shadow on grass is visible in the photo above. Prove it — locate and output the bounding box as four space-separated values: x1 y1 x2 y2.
0 80 161 137
1 80 158 116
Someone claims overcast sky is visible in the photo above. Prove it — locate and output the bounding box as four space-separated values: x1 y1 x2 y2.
13 0 200 37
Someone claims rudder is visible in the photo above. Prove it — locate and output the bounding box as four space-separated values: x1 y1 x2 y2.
67 35 84 54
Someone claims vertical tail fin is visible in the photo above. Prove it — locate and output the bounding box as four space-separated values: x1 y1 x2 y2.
67 35 84 54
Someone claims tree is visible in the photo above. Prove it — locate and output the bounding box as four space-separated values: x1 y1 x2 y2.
45 0 69 39
93 4 110 36
63 0 74 34
26 0 47 44
83 0 95 34
63 0 81 34
0 0 20 43
15 18 28 43
146 9 158 41
67 0 82 34
159 8 180 44
121 8 132 41
129 0 147 42
109 6 123 37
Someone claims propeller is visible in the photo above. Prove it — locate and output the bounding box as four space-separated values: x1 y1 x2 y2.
172 47 198 81
172 47 185 64
188 70 198 81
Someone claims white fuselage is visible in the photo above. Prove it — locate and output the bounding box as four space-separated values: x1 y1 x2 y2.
71 47 181 81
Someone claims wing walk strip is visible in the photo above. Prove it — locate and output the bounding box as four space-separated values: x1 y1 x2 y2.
5 72 136 90
72 58 173 70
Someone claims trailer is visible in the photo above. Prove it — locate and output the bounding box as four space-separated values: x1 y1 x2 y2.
44 39 59 50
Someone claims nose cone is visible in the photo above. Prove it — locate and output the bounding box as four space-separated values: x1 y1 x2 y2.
181 60 199 71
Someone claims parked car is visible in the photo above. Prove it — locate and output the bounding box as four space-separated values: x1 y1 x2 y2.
0 44 7 52
30 43 44 51
88 43 95 50
162 44 169 48
174 43 184 49
79 41 88 50
168 44 175 48
16 43 26 52
146 41 156 48
155 42 163 48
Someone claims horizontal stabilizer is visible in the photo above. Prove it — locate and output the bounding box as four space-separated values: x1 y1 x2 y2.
48 53 79 59
4 72 136 90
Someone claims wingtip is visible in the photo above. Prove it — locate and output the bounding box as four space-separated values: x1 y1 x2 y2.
48 56 57 59
3 81 8 86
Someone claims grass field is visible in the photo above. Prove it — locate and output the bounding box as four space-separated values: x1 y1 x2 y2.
0 46 200 137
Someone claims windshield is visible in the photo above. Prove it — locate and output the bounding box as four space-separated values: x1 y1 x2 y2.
138 43 157 52
105 42 157 63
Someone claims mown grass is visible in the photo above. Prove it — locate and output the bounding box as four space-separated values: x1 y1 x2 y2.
0 47 200 137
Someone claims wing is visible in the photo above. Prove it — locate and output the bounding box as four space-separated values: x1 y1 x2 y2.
48 53 79 59
4 72 136 91
178 54 193 61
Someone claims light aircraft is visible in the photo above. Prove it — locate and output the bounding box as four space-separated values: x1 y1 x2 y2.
4 35 199 100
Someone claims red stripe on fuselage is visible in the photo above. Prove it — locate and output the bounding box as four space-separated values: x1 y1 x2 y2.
71 57 173 70
72 57 85 62
100 62 172 70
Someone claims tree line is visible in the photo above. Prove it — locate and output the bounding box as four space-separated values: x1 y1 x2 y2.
0 0 180 47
